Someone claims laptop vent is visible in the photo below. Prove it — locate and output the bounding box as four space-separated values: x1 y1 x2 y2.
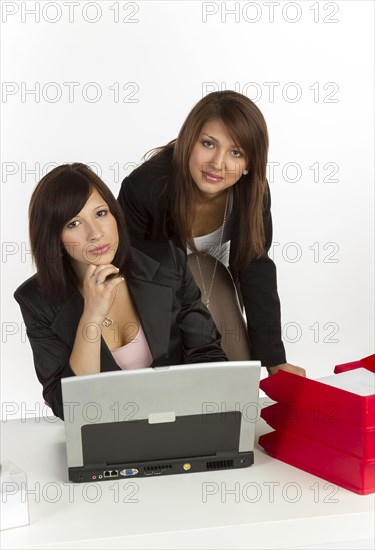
144 464 172 474
206 459 234 470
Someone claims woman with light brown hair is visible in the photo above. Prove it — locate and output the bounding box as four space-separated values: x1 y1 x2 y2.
118 91 305 376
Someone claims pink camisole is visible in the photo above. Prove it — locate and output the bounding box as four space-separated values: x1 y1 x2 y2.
111 324 153 370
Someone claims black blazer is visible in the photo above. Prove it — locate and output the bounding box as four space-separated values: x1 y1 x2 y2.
118 148 287 367
14 243 227 420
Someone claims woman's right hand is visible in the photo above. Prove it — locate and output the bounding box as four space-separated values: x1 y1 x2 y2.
81 264 124 324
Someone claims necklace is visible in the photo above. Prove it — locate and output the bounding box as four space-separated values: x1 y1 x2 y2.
195 190 230 310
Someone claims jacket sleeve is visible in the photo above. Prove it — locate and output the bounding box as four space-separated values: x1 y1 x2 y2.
238 185 287 367
14 289 75 420
118 151 173 246
173 247 228 364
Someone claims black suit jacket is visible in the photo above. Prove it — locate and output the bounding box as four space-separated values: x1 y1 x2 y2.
118 148 287 367
14 243 227 420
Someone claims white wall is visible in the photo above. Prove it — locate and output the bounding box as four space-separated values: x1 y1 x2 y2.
1 0 374 420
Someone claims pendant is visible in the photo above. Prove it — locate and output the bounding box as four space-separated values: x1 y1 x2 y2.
102 317 114 328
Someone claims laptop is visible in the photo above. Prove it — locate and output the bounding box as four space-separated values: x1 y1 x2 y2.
61 361 261 482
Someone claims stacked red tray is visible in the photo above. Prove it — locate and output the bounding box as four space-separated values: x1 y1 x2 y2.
258 359 375 495
334 353 375 374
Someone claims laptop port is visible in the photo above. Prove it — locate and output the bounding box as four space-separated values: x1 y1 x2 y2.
120 468 139 477
144 464 172 476
103 470 118 478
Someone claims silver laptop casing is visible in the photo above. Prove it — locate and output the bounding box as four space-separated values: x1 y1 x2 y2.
61 361 261 470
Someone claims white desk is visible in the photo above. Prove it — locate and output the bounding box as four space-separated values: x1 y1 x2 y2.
1 400 374 550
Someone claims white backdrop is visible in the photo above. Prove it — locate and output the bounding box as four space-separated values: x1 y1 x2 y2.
1 0 374 420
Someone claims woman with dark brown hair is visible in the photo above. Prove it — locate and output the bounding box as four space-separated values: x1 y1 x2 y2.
14 163 227 420
118 91 305 376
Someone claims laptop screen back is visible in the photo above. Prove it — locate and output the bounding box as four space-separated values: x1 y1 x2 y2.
61 361 261 469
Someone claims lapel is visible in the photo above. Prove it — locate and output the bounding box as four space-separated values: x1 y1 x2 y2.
49 288 119 372
126 247 173 361
50 290 83 347
49 247 173 368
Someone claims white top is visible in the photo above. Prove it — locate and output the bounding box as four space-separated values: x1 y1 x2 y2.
187 188 233 267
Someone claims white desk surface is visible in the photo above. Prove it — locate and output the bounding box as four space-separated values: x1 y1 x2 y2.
1 399 374 550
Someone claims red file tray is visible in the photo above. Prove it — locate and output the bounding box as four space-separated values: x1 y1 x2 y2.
260 371 375 427
261 402 375 459
334 354 375 374
259 430 375 495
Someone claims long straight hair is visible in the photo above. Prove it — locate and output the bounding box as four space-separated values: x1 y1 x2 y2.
152 91 269 271
29 163 131 303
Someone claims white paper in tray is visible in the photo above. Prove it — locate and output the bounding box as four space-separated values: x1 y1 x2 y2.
317 368 375 396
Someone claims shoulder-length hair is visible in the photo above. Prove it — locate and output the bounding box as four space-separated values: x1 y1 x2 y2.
151 91 269 271
29 163 131 303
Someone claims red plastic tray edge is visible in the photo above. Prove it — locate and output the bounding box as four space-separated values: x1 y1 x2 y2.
258 431 375 496
261 401 375 432
260 403 375 460
334 354 375 374
260 371 374 426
